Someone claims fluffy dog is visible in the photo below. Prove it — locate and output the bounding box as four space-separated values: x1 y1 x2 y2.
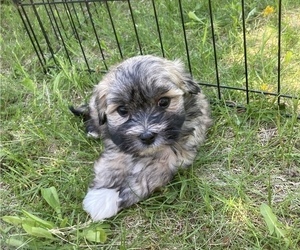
70 55 211 221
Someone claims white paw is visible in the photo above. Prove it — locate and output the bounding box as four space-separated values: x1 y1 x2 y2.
87 131 100 138
83 188 121 221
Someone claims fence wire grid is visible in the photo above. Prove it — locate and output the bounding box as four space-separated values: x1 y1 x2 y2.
13 0 300 116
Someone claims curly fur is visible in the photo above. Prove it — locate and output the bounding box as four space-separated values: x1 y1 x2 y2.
71 55 212 221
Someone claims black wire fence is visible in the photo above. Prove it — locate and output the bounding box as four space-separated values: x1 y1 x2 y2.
12 0 299 116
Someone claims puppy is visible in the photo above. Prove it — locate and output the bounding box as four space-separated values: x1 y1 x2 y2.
71 55 211 221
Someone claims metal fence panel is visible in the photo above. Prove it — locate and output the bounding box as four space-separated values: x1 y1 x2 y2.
12 0 299 116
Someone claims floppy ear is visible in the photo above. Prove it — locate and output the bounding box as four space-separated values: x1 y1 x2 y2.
183 75 201 95
70 83 108 138
69 104 90 122
69 102 102 138
172 59 201 95
89 83 108 127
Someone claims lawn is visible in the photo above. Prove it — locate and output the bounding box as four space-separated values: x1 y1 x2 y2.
0 0 299 249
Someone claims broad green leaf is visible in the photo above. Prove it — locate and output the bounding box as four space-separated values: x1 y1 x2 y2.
59 217 68 228
22 223 34 235
83 227 107 243
2 216 24 225
22 224 54 239
284 51 293 64
22 218 39 227
22 210 54 229
21 77 36 93
1 225 14 234
246 8 257 20
234 114 241 126
99 224 111 230
41 187 62 219
188 11 203 23
275 226 286 238
260 203 277 234
260 203 286 238
5 237 26 248
31 227 54 239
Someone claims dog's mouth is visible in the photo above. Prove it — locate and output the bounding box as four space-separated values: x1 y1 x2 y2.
130 131 181 156
135 133 165 153
137 136 173 156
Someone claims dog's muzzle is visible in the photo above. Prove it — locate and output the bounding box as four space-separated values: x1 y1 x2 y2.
139 131 156 145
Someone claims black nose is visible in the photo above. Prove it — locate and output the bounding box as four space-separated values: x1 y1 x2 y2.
139 132 156 145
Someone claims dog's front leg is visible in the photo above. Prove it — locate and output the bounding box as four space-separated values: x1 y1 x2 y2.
117 164 174 210
82 151 130 221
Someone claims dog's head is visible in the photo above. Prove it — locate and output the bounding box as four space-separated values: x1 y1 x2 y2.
89 55 202 155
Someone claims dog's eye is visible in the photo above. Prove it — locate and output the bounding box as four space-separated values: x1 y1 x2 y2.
157 97 170 108
117 106 129 117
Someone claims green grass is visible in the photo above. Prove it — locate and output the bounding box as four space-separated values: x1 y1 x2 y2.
1 0 300 249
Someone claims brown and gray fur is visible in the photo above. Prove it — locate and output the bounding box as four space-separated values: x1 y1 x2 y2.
70 55 212 221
